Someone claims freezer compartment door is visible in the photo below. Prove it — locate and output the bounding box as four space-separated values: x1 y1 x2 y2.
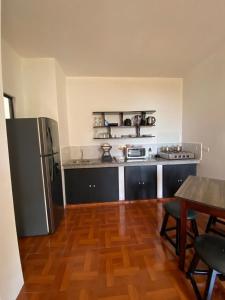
38 118 60 155
42 153 64 233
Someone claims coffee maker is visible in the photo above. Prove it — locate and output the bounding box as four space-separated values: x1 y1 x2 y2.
101 143 112 162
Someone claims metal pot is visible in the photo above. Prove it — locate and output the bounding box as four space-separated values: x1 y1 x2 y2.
124 118 131 126
175 145 182 152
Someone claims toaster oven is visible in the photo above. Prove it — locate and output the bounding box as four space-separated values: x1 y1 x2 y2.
125 147 147 160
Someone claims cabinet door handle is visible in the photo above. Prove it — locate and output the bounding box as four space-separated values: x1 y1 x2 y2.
142 182 145 185
89 184 92 188
138 181 141 185
93 184 96 188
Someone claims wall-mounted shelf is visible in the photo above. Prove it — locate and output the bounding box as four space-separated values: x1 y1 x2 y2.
93 125 156 129
93 110 156 139
93 110 156 115
94 135 156 140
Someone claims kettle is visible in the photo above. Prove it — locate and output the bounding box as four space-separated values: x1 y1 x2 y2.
146 116 156 126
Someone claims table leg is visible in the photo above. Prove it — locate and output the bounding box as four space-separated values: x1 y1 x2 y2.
179 199 187 271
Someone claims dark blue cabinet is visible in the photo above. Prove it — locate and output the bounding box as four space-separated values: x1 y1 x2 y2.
65 167 119 204
163 164 197 197
125 165 157 200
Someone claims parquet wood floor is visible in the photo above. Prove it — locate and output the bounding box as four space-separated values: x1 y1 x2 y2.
17 200 225 300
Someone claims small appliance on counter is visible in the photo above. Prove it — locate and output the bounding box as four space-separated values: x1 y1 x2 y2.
101 143 113 162
124 145 147 161
158 146 195 160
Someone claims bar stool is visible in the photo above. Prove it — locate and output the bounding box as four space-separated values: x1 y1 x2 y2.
160 201 199 255
187 234 225 300
205 216 225 237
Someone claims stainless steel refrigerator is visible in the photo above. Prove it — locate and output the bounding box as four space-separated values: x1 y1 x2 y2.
6 118 64 237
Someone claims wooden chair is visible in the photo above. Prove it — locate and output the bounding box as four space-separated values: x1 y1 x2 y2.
187 234 225 300
205 216 225 237
160 200 199 255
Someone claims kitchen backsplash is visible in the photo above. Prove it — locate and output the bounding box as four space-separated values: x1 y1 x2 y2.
61 142 202 163
61 143 157 162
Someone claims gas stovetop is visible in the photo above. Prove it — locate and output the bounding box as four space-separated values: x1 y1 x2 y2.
159 151 195 160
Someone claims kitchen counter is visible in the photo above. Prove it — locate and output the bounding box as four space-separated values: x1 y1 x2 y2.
63 157 200 201
63 157 200 169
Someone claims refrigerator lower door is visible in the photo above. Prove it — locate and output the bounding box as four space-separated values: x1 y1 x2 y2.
52 153 64 228
41 154 64 233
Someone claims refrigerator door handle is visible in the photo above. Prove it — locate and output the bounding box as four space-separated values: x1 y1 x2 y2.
41 156 55 233
37 119 50 232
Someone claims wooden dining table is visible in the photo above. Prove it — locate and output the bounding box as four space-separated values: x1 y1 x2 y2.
175 175 225 271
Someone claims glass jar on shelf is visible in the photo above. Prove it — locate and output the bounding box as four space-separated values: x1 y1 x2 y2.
94 117 104 127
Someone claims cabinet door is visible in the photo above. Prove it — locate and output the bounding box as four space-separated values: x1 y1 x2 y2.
125 166 142 200
125 166 157 200
65 167 119 204
140 166 157 199
65 169 91 204
163 164 197 198
91 168 119 202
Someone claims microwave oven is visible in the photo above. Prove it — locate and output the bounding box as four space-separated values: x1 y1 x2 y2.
125 147 147 160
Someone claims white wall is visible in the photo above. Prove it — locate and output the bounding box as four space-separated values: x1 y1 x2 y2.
66 77 183 146
22 58 58 120
55 61 69 147
2 43 70 148
1 39 25 116
2 42 182 149
183 43 225 179
1 44 59 121
21 58 70 147
0 13 24 300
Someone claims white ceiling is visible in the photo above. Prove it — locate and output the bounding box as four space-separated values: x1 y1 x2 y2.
2 0 225 77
